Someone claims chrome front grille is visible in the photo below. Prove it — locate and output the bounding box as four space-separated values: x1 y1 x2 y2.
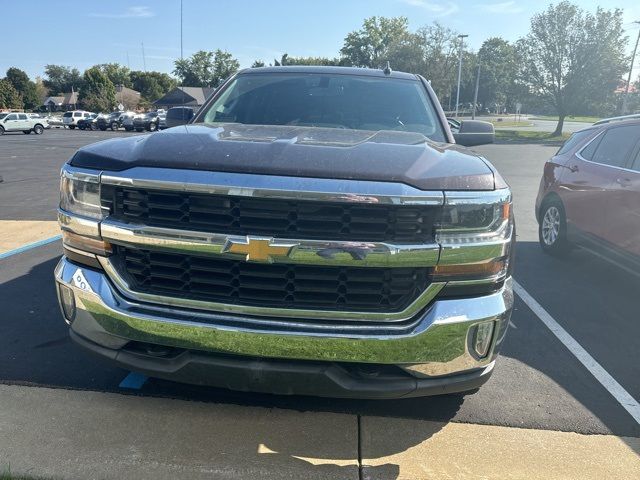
101 186 439 243
96 168 447 322
112 246 432 313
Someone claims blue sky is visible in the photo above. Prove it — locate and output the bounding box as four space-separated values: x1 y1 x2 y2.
2 0 640 79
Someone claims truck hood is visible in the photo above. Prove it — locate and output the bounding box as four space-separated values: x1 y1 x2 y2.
69 123 499 191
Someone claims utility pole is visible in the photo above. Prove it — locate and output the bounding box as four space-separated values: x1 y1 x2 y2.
622 20 640 115
472 62 481 120
142 42 147 72
455 34 468 118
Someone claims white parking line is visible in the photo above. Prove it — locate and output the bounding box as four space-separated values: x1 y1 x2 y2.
513 280 640 426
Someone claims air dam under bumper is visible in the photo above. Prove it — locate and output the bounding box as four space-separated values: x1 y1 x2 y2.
55 257 513 399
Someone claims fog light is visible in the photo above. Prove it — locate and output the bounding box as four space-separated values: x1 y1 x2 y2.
472 321 494 358
58 284 76 324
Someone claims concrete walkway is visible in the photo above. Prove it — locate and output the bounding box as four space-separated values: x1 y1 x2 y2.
1 384 639 479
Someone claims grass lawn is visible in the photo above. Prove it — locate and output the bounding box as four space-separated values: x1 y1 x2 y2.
529 115 601 123
495 130 570 144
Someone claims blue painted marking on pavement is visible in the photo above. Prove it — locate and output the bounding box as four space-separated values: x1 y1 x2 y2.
119 371 148 390
0 235 62 260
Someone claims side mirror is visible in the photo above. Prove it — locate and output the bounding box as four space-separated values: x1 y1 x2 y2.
165 107 195 128
451 120 495 146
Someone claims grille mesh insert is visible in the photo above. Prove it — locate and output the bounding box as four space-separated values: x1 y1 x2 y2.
114 247 431 313
103 186 438 243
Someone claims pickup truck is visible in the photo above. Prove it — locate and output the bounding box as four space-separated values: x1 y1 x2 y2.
0 112 46 135
55 66 514 398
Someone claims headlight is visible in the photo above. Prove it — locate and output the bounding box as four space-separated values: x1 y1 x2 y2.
59 167 106 219
436 190 511 244
434 189 513 284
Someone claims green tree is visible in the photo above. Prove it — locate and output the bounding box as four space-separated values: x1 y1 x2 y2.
130 71 177 102
96 63 132 88
274 54 343 66
173 50 239 87
79 67 116 112
517 1 627 135
340 16 413 68
43 65 83 94
412 23 461 103
0 79 22 109
477 38 518 112
5 68 39 110
251 60 266 68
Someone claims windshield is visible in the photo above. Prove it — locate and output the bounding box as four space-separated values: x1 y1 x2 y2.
200 73 446 141
0 113 7 120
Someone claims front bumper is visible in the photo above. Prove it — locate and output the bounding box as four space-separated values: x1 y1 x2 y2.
55 256 513 398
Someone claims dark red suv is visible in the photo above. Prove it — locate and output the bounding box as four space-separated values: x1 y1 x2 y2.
535 119 640 270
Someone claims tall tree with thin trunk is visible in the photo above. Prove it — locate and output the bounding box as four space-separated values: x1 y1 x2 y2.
517 1 627 135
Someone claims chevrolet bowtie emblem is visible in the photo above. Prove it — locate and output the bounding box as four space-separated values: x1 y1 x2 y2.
223 236 298 262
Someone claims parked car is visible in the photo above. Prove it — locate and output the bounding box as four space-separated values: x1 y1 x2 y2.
77 114 99 130
62 111 94 129
133 111 162 132
158 112 167 130
55 66 512 399
46 116 65 128
122 113 140 131
0 112 46 135
536 119 640 270
97 111 134 131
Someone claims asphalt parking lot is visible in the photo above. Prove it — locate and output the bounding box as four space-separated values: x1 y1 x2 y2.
1 128 639 478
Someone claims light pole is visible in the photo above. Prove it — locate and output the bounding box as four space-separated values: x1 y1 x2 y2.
472 62 481 120
455 34 468 118
622 21 640 115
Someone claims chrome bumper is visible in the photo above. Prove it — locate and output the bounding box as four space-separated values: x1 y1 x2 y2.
54 256 513 377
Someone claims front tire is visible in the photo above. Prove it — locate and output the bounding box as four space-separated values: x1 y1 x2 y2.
148 122 157 132
33 124 44 135
69 125 76 130
539 198 569 256
0 126 4 135
110 122 119 131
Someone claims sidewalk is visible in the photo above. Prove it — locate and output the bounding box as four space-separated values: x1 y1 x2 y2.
1 384 639 479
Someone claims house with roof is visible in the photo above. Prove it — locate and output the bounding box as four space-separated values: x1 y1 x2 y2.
153 87 214 109
42 92 78 111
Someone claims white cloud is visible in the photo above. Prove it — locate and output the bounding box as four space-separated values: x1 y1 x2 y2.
89 6 155 19
399 0 459 17
477 1 523 14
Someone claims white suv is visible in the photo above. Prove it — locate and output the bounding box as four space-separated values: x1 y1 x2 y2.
0 112 46 135
62 110 94 129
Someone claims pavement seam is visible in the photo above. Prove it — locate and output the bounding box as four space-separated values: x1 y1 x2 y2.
357 414 363 480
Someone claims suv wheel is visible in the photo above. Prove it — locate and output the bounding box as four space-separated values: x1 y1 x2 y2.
148 122 157 132
539 198 569 255
69 125 75 130
0 126 4 135
33 124 44 135
110 122 119 131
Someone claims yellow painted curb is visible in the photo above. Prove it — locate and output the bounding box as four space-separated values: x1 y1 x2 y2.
0 220 60 254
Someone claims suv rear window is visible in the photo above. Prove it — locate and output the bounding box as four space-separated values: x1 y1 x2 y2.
557 129 595 155
63 112 72 118
582 125 639 168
